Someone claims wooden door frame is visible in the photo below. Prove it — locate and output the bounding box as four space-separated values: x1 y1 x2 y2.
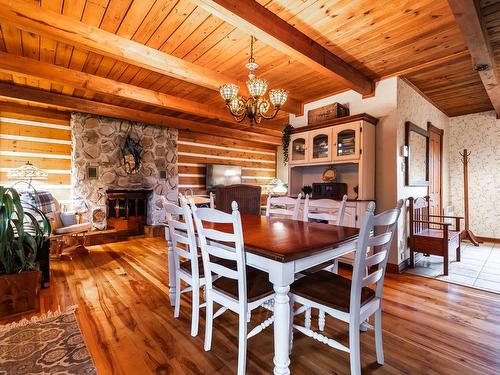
427 122 444 212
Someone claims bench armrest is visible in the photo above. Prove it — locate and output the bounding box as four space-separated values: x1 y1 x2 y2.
429 215 464 220
428 215 462 231
412 220 451 226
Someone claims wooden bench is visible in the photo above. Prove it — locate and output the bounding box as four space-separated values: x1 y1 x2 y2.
408 196 463 276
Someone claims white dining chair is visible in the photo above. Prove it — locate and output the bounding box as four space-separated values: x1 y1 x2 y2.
265 193 302 219
290 200 403 375
180 191 214 208
191 201 275 375
300 194 349 329
165 197 205 337
302 194 348 224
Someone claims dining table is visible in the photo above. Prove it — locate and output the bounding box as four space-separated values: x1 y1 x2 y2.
166 214 359 375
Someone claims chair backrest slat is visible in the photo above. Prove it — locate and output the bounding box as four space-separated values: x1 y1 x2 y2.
200 228 238 243
362 268 384 287
364 250 387 268
350 200 403 313
165 198 199 277
191 200 247 304
210 262 239 280
266 193 302 220
203 243 238 261
303 194 348 225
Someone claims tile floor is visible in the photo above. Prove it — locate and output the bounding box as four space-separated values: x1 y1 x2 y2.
405 242 500 293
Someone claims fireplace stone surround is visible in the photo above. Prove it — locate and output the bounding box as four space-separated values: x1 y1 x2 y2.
71 112 178 228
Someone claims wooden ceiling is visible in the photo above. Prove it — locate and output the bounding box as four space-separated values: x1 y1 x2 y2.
0 0 496 144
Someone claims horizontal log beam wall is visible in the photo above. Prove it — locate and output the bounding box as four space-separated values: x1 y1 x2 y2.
178 130 277 197
0 102 72 202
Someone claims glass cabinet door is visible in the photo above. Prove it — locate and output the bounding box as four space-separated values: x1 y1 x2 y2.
291 136 307 162
337 129 356 157
310 130 331 162
333 123 360 161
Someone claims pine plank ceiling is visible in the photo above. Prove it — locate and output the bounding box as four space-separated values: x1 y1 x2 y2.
0 0 494 141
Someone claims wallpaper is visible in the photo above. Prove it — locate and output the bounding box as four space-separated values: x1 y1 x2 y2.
395 78 449 264
448 111 500 238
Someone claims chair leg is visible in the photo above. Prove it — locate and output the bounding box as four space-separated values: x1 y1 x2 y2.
318 310 326 332
410 249 415 268
375 309 384 365
305 307 312 329
289 295 294 355
204 296 213 351
456 242 461 262
349 321 362 375
174 276 181 318
191 284 200 337
237 310 248 375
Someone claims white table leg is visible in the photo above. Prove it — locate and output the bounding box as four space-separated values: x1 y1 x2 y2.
268 261 295 375
273 285 291 375
167 237 176 306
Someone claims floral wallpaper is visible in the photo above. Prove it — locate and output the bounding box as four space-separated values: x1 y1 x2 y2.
449 111 500 238
396 78 449 264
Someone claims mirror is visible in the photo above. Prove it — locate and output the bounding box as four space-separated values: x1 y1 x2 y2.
405 121 429 186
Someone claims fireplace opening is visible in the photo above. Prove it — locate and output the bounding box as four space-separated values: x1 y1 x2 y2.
106 189 152 237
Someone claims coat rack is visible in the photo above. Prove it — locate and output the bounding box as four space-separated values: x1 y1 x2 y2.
460 149 480 246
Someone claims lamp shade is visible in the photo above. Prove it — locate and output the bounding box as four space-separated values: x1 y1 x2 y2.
7 161 48 181
219 83 239 101
269 88 288 107
229 98 241 112
246 78 268 97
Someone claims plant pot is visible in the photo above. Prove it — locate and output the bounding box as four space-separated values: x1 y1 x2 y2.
0 270 41 319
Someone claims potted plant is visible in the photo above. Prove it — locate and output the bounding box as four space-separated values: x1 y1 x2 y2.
302 185 313 196
0 187 50 319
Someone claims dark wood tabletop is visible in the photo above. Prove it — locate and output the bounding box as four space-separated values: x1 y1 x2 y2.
209 215 359 263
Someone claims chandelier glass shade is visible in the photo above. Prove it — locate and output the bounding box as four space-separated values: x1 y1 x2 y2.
219 36 288 125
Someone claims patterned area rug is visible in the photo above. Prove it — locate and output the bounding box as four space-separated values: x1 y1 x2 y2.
0 306 97 375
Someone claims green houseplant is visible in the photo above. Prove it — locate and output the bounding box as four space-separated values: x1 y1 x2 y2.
0 186 51 318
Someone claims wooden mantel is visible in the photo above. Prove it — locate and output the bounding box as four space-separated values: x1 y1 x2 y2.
290 113 379 134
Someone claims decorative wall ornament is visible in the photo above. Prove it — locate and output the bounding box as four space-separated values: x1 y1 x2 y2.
322 166 337 182
121 134 143 174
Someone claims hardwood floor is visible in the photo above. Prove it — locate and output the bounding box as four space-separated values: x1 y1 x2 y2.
5 237 500 374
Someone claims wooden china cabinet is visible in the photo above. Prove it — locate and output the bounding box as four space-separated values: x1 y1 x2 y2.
288 113 378 263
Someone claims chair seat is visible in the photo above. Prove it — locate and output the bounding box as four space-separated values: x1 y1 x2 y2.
55 222 91 235
213 267 274 303
180 257 206 277
291 271 375 313
415 229 460 240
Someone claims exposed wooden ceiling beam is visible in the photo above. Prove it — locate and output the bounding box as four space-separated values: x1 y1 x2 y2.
0 83 281 146
192 0 373 95
0 51 284 128
448 0 500 115
0 0 302 116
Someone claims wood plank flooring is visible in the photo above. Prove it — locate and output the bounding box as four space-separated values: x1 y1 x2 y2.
5 237 500 374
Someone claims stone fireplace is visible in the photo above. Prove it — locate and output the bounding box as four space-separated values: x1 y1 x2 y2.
71 112 178 228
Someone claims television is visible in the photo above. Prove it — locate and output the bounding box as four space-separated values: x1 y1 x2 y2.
206 164 242 190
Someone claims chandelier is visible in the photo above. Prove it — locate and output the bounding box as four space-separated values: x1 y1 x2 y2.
219 36 288 125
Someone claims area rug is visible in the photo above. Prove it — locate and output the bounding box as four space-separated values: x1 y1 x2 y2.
0 306 97 375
